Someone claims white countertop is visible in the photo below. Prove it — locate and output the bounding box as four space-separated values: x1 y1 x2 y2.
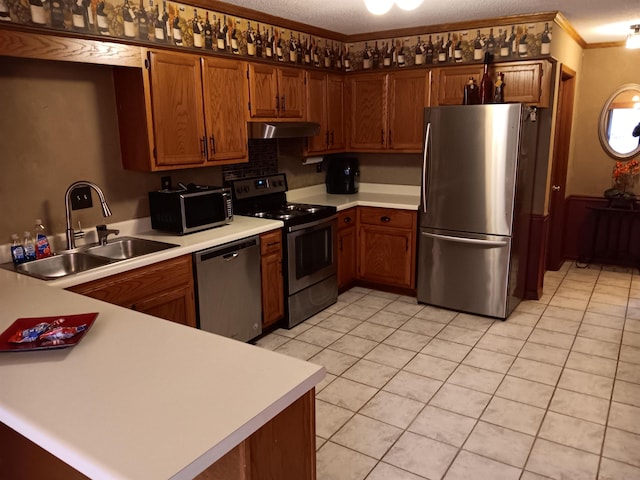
0 276 324 479
287 183 421 211
0 183 419 479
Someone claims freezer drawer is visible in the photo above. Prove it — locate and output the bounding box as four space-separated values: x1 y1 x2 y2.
416 228 514 319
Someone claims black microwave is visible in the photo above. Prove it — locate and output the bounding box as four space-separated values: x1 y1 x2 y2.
148 185 233 235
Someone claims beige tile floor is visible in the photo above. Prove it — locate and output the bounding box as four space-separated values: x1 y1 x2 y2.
256 262 640 480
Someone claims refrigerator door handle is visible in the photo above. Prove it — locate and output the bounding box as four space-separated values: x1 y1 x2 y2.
422 122 431 214
421 231 508 248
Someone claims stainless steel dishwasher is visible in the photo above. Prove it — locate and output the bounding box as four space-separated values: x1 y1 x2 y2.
193 236 262 342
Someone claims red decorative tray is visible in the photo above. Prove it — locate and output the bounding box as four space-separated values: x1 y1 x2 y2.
0 313 98 352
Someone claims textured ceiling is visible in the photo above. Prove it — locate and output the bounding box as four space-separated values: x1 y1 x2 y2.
218 0 640 44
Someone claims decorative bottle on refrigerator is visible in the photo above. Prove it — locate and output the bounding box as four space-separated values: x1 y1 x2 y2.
493 72 505 104
480 52 493 104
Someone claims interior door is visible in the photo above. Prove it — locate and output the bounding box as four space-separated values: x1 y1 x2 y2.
547 66 576 270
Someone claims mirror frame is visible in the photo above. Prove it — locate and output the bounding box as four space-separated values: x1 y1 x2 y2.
598 83 640 161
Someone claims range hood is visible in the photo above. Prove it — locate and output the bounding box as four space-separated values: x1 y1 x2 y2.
248 121 321 139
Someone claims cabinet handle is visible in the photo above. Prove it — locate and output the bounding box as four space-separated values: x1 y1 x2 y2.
266 242 279 247
380 216 391 223
209 135 216 155
200 136 207 158
326 130 330 148
389 130 392 145
281 95 286 112
344 216 352 223
330 131 334 146
381 129 385 145
275 95 280 112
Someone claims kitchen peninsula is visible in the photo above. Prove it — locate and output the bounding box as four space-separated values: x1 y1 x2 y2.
0 217 323 479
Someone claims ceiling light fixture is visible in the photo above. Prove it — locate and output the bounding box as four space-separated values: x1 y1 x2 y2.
627 24 640 49
395 0 424 10
364 0 394 15
364 0 423 15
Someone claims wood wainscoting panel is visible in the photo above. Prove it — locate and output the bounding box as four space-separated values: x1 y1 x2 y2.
563 196 609 261
525 213 549 300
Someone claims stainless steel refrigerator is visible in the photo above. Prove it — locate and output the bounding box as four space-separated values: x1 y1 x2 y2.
417 104 536 319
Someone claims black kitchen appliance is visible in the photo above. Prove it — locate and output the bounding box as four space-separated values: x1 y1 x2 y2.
229 173 338 328
148 184 233 235
325 156 360 194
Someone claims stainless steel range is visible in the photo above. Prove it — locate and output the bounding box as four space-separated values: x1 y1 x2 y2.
229 173 338 328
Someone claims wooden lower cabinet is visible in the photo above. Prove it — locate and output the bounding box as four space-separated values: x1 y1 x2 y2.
260 230 285 328
67 255 196 328
337 208 357 291
357 207 417 289
0 389 316 480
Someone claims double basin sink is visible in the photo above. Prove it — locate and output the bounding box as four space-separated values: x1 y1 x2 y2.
11 237 179 281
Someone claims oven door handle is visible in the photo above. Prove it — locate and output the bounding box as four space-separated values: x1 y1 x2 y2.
288 214 337 233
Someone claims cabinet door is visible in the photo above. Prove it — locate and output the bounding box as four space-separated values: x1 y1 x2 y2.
434 66 484 106
148 51 207 167
493 61 548 106
248 63 279 118
277 67 305 119
326 74 346 151
338 227 357 291
388 70 427 151
202 57 248 163
306 71 328 154
133 284 197 328
260 230 284 328
358 225 415 288
349 73 387 150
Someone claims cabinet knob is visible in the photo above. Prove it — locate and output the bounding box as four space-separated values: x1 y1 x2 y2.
344 216 352 223
380 216 391 223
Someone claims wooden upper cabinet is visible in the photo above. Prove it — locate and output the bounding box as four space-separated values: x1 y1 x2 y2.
432 59 552 107
277 67 305 118
114 50 248 171
388 70 427 150
494 60 550 106
148 51 207 168
247 63 305 119
201 57 248 163
349 73 387 150
305 71 345 154
432 65 484 106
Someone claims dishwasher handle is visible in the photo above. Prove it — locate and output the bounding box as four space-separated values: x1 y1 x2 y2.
196 237 258 263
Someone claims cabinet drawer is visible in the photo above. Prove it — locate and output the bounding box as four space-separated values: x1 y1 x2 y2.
68 255 193 307
338 209 357 230
260 230 282 255
358 207 416 229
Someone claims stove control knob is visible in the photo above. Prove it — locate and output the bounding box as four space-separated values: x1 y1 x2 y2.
243 186 250 193
236 188 242 195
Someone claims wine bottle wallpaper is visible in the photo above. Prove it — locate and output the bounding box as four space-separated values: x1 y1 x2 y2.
0 0 551 70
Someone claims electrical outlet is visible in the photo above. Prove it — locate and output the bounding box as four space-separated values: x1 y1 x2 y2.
71 186 93 210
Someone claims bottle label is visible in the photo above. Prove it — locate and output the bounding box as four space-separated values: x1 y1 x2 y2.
11 245 26 265
72 13 85 29
415 54 424 65
500 46 509 57
290 50 297 62
36 235 51 259
124 20 135 38
30 5 46 24
541 43 550 55
232 38 239 51
518 43 528 56
383 57 390 67
438 52 446 62
173 27 182 43
266 46 272 57
154 26 164 41
473 48 483 61
247 43 255 56
454 50 462 61
217 38 225 50
363 58 372 69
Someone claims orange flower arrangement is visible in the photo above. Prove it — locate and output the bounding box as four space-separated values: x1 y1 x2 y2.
612 159 640 193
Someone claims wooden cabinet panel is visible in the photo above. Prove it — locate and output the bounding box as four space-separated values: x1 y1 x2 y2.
149 51 207 167
248 63 279 118
434 65 484 106
260 230 284 328
68 255 197 328
306 72 345 154
388 70 427 150
247 64 304 119
496 61 549 106
326 74 346 151
337 208 357 291
202 57 248 163
277 67 305 119
349 73 387 150
357 207 417 289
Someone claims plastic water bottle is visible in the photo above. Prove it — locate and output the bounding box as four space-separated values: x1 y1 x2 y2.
23 231 37 262
34 219 52 259
10 234 26 265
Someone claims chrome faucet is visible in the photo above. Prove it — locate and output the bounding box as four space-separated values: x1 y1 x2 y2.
65 181 112 250
96 224 120 246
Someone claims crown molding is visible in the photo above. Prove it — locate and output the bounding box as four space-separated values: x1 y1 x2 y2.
553 12 586 48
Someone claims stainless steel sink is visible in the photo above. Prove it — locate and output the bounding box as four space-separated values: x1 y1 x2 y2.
85 237 179 260
14 252 114 280
5 237 179 280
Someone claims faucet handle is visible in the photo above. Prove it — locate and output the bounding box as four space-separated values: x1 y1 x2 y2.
96 224 120 245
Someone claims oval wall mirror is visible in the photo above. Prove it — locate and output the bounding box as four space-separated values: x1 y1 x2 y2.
599 83 640 161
